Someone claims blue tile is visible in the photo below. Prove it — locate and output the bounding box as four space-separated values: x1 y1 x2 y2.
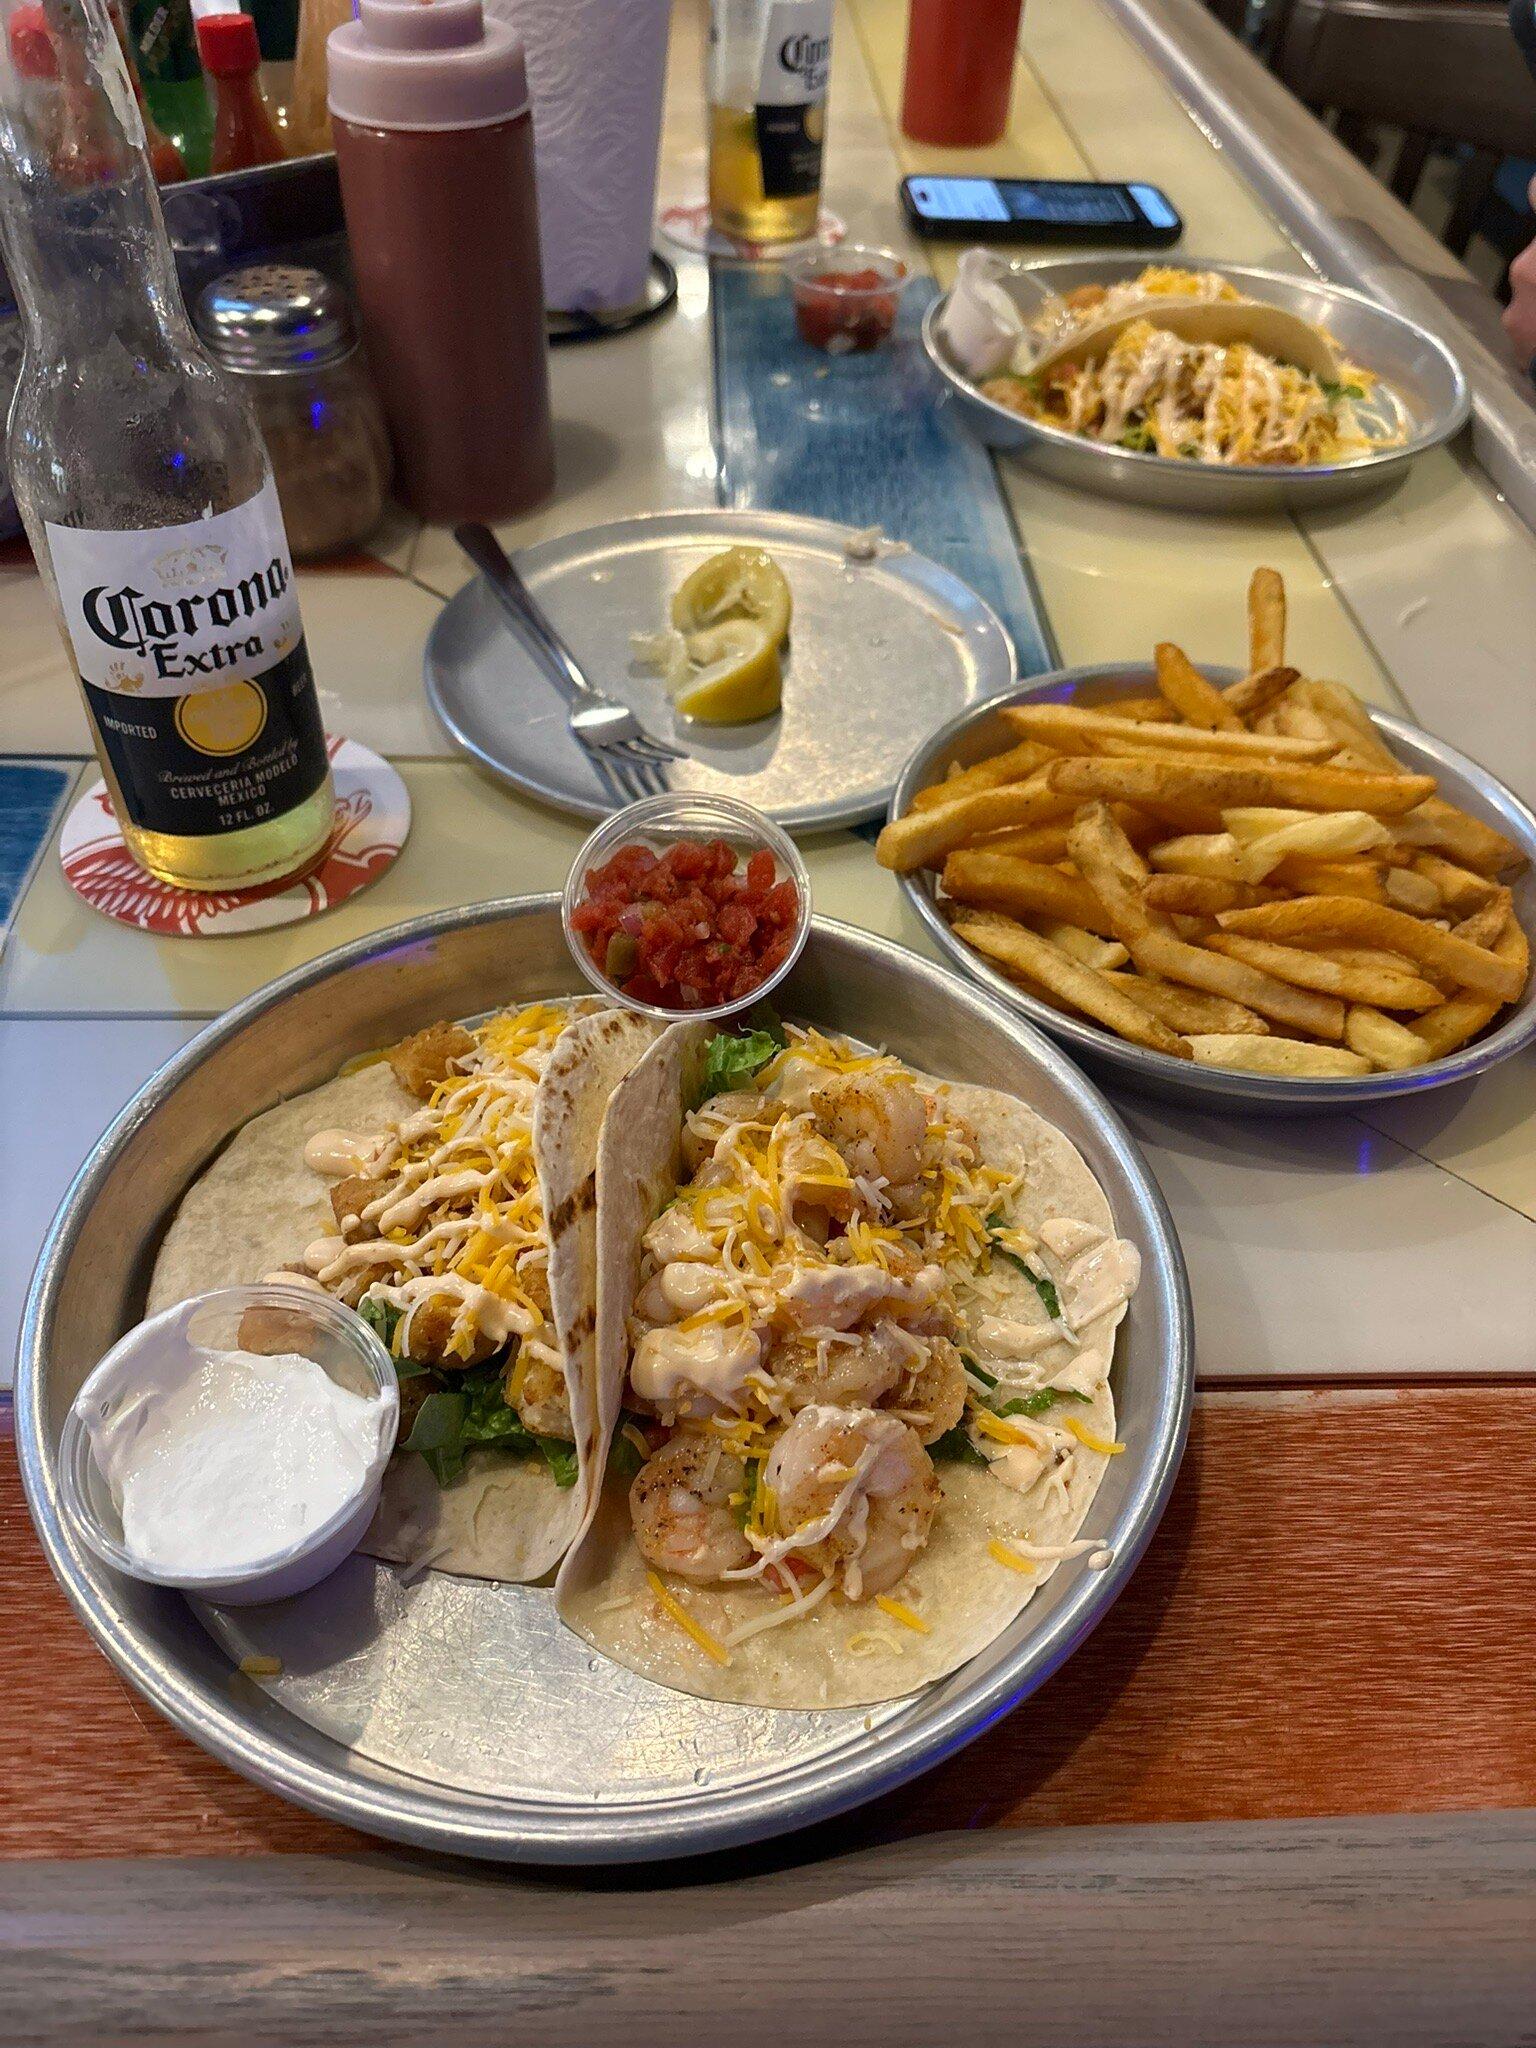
710 265 1057 680
0 760 72 937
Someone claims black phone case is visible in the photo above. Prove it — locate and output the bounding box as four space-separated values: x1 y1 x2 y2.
899 181 1182 248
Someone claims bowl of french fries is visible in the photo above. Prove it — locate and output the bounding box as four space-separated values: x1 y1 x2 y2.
878 569 1534 1109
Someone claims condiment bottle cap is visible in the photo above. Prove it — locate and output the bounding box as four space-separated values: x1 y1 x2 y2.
327 0 529 134
195 11 263 78
8 4 59 79
194 263 358 374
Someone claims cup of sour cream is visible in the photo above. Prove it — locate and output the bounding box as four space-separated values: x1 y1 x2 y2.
58 1283 400 1605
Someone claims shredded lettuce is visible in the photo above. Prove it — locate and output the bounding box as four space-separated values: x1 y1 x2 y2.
358 1293 401 1351
996 1387 1091 1418
699 1027 780 1103
930 1424 989 1469
402 1360 579 1487
985 1217 1064 1321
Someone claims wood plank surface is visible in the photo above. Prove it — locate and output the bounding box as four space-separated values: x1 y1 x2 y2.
3 1817 1533 2047
5 1386 1534 1861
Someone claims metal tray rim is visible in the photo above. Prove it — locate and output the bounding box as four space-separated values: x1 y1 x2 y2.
892 669 1536 1111
17 898 1191 1864
423 507 1018 835
921 255 1471 500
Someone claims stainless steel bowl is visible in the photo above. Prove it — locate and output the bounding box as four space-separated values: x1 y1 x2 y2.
922 257 1470 512
17 899 1192 1865
893 669 1536 1113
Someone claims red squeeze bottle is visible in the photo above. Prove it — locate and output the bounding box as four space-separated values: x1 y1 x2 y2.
326 0 555 524
196 12 286 174
900 0 1024 150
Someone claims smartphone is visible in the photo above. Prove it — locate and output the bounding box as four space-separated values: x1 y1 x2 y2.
900 175 1183 247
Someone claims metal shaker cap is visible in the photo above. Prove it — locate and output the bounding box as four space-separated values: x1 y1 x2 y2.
195 264 358 375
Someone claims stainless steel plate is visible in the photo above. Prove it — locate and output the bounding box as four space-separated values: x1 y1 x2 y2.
922 257 1470 513
424 510 1015 833
894 668 1536 1113
18 901 1190 1864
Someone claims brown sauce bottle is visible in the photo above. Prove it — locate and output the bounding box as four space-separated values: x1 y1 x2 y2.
327 0 555 524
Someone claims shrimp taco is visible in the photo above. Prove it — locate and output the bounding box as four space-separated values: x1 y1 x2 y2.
149 999 657 1583
557 1017 1141 1707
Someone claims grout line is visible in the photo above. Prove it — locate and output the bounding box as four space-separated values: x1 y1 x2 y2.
1344 1110 1536 1226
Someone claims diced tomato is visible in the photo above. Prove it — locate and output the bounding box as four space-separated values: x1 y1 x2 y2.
571 835 800 1011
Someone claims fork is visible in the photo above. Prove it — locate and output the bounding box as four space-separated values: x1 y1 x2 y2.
454 523 681 801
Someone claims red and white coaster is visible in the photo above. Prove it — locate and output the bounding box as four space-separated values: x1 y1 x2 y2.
59 735 410 938
659 199 845 262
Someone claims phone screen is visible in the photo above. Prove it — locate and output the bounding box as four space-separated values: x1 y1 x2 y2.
906 177 1142 227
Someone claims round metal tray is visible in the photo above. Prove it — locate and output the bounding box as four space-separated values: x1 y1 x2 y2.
17 901 1191 1865
893 668 1536 1113
425 509 1015 834
922 257 1470 513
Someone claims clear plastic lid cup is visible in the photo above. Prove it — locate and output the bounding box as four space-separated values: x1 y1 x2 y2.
562 791 813 1025
58 1284 400 1608
788 243 912 353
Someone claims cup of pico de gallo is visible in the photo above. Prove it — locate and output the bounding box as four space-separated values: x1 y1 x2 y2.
563 792 812 1022
58 1284 399 1606
788 243 911 355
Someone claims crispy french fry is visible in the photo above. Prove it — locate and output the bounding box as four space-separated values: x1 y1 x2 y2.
1394 797 1524 876
1105 694 1178 722
1382 866 1441 915
1143 874 1283 915
1273 856 1387 902
1147 833 1250 883
1286 678 1399 772
1155 642 1245 731
1047 755 1435 817
1408 922 1529 1058
1224 665 1299 722
1221 806 1392 881
1067 804 1158 938
1345 1005 1431 1071
961 822 1074 865
1101 974 1268 1035
1031 919 1130 971
941 849 1112 934
1125 928 1347 1038
1411 853 1499 916
1214 897 1527 1001
1206 934 1442 1010
1003 703 1334 761
1452 889 1514 953
909 739 1056 812
1269 701 1339 749
951 915 1192 1058
1247 568 1286 673
875 776 1074 873
1186 1034 1370 1078
1317 943 1445 978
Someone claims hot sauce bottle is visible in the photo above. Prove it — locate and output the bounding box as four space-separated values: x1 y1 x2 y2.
195 9 285 173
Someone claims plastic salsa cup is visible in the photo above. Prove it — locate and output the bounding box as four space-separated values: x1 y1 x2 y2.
562 792 813 1024
788 244 912 354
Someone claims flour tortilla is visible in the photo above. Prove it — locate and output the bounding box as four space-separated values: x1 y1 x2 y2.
557 1033 1131 1708
149 1002 656 1585
1030 297 1340 382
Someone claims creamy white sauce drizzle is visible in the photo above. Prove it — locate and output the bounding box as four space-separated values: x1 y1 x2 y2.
79 1348 386 1577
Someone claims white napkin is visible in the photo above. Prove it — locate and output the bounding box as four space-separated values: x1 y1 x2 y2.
489 0 673 313
939 248 1027 378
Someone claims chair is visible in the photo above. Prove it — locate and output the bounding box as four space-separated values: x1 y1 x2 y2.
1273 0 1536 254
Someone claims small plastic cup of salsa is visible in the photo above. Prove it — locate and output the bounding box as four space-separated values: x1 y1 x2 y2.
562 792 813 1023
789 244 911 355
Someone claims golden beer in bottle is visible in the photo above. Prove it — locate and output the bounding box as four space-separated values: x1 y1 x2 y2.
0 0 333 891
708 0 832 245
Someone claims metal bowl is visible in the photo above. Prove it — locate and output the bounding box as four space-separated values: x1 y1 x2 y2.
922 256 1470 512
17 899 1191 1865
893 669 1536 1113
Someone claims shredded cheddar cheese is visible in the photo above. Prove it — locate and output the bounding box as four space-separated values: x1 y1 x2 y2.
646 1570 731 1666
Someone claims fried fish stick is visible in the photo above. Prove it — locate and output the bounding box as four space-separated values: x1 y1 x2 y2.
1155 642 1245 731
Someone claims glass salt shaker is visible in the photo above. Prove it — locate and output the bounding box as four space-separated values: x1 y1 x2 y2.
194 262 391 560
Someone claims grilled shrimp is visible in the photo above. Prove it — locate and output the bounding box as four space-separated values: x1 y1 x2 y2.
629 1432 754 1581
765 1405 938 1600
810 1071 931 1212
763 1319 909 1413
890 1335 966 1445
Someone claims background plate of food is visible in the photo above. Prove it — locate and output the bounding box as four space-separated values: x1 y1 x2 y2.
884 569 1534 1111
922 256 1469 512
18 897 1191 1863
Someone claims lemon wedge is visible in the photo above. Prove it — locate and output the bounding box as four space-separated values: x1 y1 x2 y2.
672 619 783 724
670 547 793 648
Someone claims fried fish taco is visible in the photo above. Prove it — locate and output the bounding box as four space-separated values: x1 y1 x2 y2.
557 1018 1141 1707
149 1000 657 1583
